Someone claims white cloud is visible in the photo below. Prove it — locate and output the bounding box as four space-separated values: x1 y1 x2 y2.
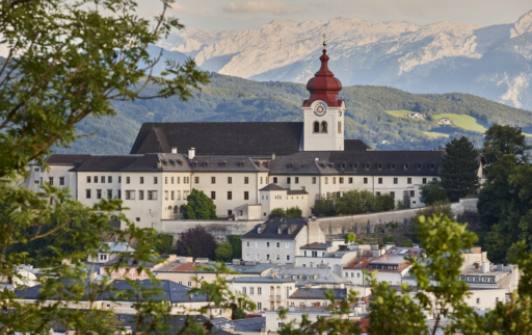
223 0 301 15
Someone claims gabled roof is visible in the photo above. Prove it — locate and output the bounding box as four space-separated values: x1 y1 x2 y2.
46 154 92 166
242 217 308 240
260 183 286 191
130 122 304 156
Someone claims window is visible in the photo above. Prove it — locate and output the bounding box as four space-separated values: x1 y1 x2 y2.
94 176 98 183
242 287 247 294
87 176 91 183
194 176 199 184
117 190 121 199
320 121 328 133
164 190 169 201
227 176 232 184
171 191 175 200
244 176 249 184
227 210 233 217
48 177 54 185
107 176 112 183
107 189 112 199
227 191 232 200
407 177 412 184
410 190 415 197
244 191 249 200
295 177 299 184
139 190 144 200
422 177 427 184
273 177 278 184
171 176 175 184
86 189 91 199
287 255 290 261
349 177 353 184
246 242 250 247
393 177 398 184
363 177 368 184
126 176 131 184
376 191 381 196
266 254 270 260
313 121 320 133
147 190 157 200
339 177 344 184
96 189 102 199
257 302 262 310
266 242 270 247
312 177 317 184
153 176 158 184
287 177 291 184
101 176 105 184
164 176 168 184
276 242 280 248
258 287 262 295
118 176 121 183
125 190 135 200
250 287 254 295
378 177 383 184
59 177 65 186
338 120 342 134
211 191 216 200
211 176 216 184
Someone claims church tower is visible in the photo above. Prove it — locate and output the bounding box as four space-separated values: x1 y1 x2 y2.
302 44 345 151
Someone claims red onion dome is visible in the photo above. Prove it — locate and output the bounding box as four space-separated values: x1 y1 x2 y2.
303 48 343 107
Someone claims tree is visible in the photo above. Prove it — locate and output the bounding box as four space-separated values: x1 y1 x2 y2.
155 233 174 255
269 208 287 218
227 235 242 260
182 189 217 219
176 227 217 260
214 242 233 262
344 232 357 245
312 198 336 217
286 207 303 218
440 137 479 202
0 0 208 178
0 1 208 332
477 125 531 263
420 180 448 205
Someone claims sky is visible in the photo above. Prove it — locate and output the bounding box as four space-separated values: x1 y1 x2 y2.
138 0 532 31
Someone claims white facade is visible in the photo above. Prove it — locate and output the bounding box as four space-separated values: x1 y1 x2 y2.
303 100 345 151
228 277 296 312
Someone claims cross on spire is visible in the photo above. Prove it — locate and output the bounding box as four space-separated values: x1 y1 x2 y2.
322 33 327 49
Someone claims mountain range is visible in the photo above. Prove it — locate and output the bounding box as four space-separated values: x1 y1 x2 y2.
61 73 532 155
160 10 532 110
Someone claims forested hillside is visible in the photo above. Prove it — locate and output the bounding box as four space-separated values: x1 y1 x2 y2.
59 73 532 154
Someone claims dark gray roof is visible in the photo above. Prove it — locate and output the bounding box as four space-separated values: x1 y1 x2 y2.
230 317 266 332
46 154 92 166
344 139 370 151
231 276 294 284
16 280 207 304
289 288 347 300
301 242 330 250
189 155 269 172
269 150 442 176
74 154 190 172
242 217 308 240
260 183 286 191
130 122 304 156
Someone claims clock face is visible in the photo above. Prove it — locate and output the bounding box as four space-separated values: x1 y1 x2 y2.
313 102 327 117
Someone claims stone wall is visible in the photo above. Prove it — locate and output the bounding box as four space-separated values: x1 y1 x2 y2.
160 219 260 239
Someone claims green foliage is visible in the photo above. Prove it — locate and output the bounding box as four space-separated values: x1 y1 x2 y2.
175 227 217 260
155 233 174 256
182 189 217 219
214 242 233 262
344 232 357 245
440 136 479 202
0 0 208 177
270 207 303 219
477 124 531 263
313 191 395 217
420 180 448 205
226 235 242 260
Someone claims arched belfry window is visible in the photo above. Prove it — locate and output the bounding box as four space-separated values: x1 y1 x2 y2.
313 121 320 133
321 121 328 133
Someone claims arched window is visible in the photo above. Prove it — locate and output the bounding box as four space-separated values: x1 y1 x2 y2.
313 121 320 133
321 121 328 133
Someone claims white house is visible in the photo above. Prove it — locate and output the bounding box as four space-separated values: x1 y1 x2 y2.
228 276 296 312
241 217 326 264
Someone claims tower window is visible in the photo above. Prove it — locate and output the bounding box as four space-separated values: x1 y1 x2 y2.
321 121 328 133
313 121 320 133
338 121 342 134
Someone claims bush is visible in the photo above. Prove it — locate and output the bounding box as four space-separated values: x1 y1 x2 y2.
421 180 448 205
182 189 216 219
269 208 286 218
312 199 336 217
214 242 233 262
155 233 174 255
176 227 217 260
314 191 396 217
285 207 302 218
227 235 242 259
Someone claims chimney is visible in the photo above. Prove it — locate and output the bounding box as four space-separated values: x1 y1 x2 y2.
171 147 178 154
315 157 319 162
272 153 276 160
188 147 196 160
